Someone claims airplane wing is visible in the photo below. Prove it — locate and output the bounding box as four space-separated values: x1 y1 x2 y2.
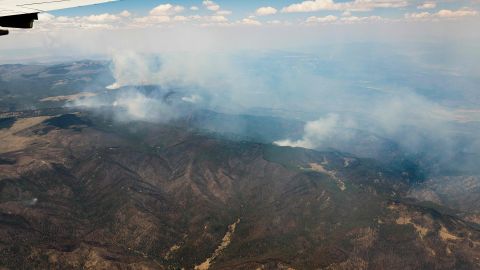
0 0 116 36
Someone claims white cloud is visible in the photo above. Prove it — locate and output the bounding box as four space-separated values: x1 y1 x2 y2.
203 0 220 11
209 15 229 22
35 11 134 30
85 13 120 23
340 15 384 23
240 18 262 26
436 8 478 18
417 2 436 10
129 4 189 26
282 0 408 13
31 3 479 32
405 11 430 19
119 10 131 17
405 8 479 20
173 15 188 22
216 10 232 15
190 6 199 11
255 6 278 16
134 15 171 25
282 0 337 12
202 0 231 17
306 15 385 24
306 15 338 23
38 13 55 22
149 4 185 16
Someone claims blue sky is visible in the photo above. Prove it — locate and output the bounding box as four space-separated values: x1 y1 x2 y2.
51 0 280 17
50 0 480 22
1 0 479 63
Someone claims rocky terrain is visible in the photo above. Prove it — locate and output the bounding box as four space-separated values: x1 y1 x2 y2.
0 112 479 269
0 61 479 269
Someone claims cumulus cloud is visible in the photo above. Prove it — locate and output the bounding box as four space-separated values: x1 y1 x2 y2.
119 10 131 17
405 8 479 20
199 0 232 20
305 15 385 24
149 4 185 16
405 11 431 20
173 15 188 22
340 15 384 23
30 1 479 31
38 13 55 21
45 2 228 28
85 13 121 23
134 15 171 25
203 0 220 11
240 18 262 26
255 7 278 16
436 8 479 18
35 11 130 30
306 15 338 23
417 2 436 10
205 15 229 23
282 0 408 13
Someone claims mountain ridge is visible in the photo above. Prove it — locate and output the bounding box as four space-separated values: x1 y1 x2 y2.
0 112 479 269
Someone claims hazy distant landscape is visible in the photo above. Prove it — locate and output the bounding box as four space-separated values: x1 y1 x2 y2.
0 48 479 269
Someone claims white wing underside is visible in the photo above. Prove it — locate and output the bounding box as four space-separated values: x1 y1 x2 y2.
0 0 116 17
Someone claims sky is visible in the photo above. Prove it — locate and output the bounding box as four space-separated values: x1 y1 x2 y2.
0 0 478 63
49 0 480 23
41 0 480 30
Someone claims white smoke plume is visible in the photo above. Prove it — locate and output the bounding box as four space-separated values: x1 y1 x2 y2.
275 114 356 149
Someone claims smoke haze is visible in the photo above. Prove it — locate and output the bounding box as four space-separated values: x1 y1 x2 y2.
1 10 479 175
